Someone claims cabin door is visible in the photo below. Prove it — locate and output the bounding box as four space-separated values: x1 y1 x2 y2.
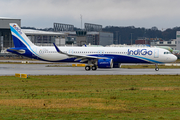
154 49 159 58
69 49 74 54
98 50 104 56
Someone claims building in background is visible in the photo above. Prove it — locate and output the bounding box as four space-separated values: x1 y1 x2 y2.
84 23 113 46
22 29 67 46
54 23 74 32
135 37 150 45
0 19 114 52
85 23 102 32
86 32 113 46
0 18 21 51
76 30 87 46
176 31 180 50
150 39 176 50
54 23 113 46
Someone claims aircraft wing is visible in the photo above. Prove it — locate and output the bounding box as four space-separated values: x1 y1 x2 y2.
53 43 107 62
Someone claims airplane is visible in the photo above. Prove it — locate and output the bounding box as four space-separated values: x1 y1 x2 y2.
7 23 177 71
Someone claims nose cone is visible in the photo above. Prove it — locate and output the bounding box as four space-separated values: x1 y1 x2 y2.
169 54 177 62
165 55 177 63
171 55 177 62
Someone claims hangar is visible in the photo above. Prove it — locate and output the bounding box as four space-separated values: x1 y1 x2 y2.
0 18 21 51
22 29 66 46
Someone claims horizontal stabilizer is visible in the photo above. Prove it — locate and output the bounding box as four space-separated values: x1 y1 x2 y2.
7 48 25 54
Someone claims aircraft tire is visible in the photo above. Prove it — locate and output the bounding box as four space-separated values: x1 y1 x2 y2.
92 66 97 71
155 67 159 71
85 66 91 71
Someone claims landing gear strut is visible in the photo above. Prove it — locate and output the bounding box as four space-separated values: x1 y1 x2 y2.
155 64 159 71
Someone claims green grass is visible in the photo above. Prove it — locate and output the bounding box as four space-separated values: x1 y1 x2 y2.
0 75 180 119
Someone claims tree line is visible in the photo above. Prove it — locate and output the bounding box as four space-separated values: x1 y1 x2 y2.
102 26 180 44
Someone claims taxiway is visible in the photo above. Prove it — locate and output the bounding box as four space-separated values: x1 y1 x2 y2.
0 63 180 76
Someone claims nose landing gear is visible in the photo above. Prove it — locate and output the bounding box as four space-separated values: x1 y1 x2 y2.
155 64 159 71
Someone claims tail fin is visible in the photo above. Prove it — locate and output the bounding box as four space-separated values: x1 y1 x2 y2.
9 23 35 48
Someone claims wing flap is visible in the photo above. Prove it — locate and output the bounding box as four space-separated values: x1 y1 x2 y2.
80 59 88 62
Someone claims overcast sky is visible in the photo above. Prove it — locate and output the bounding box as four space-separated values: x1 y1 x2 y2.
1 0 180 30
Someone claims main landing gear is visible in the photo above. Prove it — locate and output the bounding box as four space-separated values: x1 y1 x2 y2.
155 64 159 71
85 65 97 71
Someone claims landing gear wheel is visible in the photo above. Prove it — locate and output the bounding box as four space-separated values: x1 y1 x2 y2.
155 67 159 71
155 64 159 71
92 65 97 71
85 66 91 71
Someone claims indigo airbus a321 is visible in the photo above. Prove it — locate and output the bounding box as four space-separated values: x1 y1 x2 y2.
7 23 177 71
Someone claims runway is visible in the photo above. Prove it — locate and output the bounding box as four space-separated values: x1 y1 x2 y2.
0 63 180 76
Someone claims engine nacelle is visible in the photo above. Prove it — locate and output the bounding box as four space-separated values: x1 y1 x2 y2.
97 59 113 68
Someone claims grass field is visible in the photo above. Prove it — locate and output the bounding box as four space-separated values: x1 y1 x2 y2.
0 75 180 119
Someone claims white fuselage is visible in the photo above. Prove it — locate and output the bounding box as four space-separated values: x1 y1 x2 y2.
30 46 177 63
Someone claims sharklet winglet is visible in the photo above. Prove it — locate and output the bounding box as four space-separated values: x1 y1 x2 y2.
53 43 66 54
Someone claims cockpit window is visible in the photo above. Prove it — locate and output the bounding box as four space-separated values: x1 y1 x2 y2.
164 52 171 54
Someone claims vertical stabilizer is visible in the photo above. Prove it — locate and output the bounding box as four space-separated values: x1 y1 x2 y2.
9 23 35 48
